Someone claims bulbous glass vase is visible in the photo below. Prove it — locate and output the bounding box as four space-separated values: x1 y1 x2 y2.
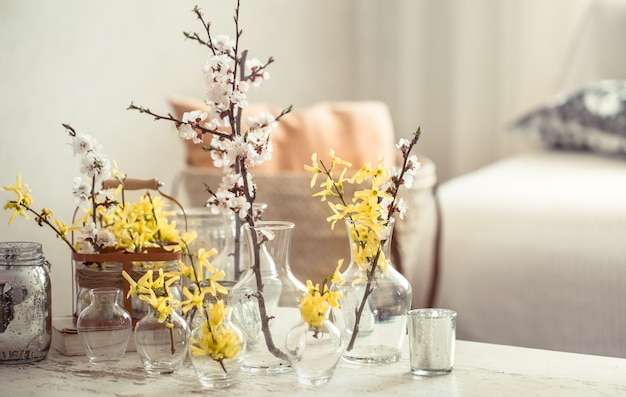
188 313 246 388
333 218 412 364
76 287 132 364
134 308 189 375
285 317 344 386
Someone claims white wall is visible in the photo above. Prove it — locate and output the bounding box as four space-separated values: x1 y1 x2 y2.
0 0 359 316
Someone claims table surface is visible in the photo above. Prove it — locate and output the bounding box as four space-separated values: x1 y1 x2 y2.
2 340 625 397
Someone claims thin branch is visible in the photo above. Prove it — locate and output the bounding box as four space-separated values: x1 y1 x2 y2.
127 102 231 140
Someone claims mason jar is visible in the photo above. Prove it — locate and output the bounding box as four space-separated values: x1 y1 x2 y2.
0 241 52 364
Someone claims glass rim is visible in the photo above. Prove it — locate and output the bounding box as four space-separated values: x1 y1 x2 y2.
89 287 122 295
408 308 457 319
243 220 295 230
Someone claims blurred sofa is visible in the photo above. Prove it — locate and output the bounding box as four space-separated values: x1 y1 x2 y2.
433 81 626 358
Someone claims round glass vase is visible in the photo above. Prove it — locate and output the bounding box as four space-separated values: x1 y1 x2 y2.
230 221 306 373
334 218 412 364
188 313 246 389
134 308 189 375
285 316 345 386
0 241 51 364
76 287 132 364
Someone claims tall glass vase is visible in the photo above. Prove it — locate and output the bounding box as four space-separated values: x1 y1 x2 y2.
230 221 306 373
334 218 412 364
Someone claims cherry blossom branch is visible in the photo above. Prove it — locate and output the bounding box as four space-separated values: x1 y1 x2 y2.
131 1 293 363
127 102 231 140
384 127 422 220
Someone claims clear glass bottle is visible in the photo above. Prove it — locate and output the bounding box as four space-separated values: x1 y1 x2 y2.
76 287 132 364
334 218 412 364
0 241 51 364
230 221 306 373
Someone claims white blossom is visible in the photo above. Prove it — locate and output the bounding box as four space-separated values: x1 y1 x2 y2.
75 238 96 254
237 80 250 94
95 229 116 248
182 110 208 124
206 77 232 109
247 112 276 132
204 118 220 131
212 34 235 54
78 151 111 180
395 197 408 220
70 132 98 156
82 221 97 238
177 124 198 142
379 223 392 240
245 58 270 87
395 138 410 153
72 177 91 208
231 90 248 108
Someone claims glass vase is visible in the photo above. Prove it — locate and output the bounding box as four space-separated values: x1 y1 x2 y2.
230 221 306 373
175 203 267 285
175 208 235 280
188 310 246 388
0 241 51 364
134 308 189 375
76 287 132 364
285 317 344 386
334 218 412 364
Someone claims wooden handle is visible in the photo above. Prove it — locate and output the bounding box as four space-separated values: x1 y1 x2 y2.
102 178 163 191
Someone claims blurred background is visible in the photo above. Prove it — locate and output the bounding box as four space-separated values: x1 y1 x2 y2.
1 0 622 316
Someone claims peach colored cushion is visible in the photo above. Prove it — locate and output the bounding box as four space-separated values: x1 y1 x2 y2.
169 96 397 172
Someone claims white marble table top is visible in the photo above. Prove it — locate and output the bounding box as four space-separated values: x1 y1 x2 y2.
2 340 625 397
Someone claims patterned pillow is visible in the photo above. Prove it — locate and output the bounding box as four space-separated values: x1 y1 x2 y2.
510 80 626 156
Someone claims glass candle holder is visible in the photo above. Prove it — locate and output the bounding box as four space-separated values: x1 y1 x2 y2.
407 308 456 376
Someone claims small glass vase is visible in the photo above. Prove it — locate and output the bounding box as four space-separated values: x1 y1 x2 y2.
188 314 246 388
334 218 412 364
76 287 132 364
0 241 51 364
134 308 189 375
285 317 344 386
230 221 306 373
